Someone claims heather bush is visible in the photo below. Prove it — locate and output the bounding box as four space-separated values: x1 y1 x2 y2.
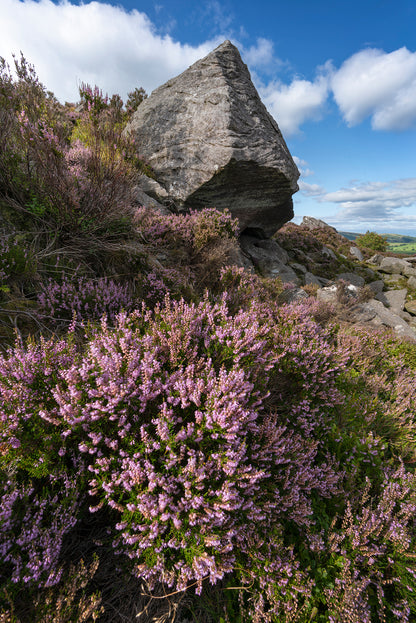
36 274 135 324
0 57 138 246
134 206 239 254
274 223 359 279
0 296 345 617
2 55 416 623
3 291 415 621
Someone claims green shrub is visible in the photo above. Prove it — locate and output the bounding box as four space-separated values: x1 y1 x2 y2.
356 231 388 252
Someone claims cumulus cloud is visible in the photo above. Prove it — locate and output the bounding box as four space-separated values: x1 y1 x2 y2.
243 37 276 69
0 0 222 102
293 156 315 178
260 69 331 136
0 0 329 134
321 178 416 224
298 181 326 197
2 0 415 136
331 47 416 130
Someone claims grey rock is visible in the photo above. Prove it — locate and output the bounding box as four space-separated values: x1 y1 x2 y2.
379 257 412 275
337 272 365 287
399 310 413 322
317 282 360 304
350 246 363 261
134 187 171 215
362 300 416 341
278 266 301 284
403 264 416 277
290 262 307 274
322 246 337 260
376 289 407 314
361 267 376 279
126 40 299 237
137 175 170 201
278 287 309 304
367 254 383 266
407 276 416 289
405 300 416 316
316 285 338 303
368 280 384 294
305 272 325 286
239 236 299 283
301 216 336 231
350 304 378 322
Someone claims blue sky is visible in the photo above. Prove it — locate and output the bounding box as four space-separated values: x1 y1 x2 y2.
1 0 416 234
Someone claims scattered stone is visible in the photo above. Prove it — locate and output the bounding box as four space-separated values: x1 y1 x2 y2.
278 287 309 304
361 300 416 341
384 274 403 284
367 254 383 265
239 236 299 283
403 264 416 277
400 310 413 322
290 262 307 274
361 267 377 279
368 280 384 295
305 272 324 286
137 175 170 201
301 216 336 231
126 40 299 237
350 246 363 261
404 300 416 316
337 273 365 287
379 257 413 275
376 289 407 314
350 304 378 323
134 187 171 215
407 276 416 289
322 246 337 260
316 285 338 303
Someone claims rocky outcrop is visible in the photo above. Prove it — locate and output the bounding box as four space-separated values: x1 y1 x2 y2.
126 40 299 237
301 216 337 232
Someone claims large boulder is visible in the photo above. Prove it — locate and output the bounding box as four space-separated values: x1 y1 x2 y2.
126 40 299 237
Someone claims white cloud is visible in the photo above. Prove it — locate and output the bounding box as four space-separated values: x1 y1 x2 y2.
243 37 275 68
0 0 328 134
331 47 416 130
293 156 314 177
0 0 221 102
321 178 416 225
298 180 325 197
2 0 416 137
260 72 331 136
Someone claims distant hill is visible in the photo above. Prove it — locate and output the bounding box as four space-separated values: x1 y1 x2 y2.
339 231 416 255
340 231 416 244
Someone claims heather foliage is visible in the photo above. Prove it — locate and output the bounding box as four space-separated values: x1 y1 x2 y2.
36 274 134 324
1 292 416 621
0 57 140 243
1 57 416 623
134 205 239 252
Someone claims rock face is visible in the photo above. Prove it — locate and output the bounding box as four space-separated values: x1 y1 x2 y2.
126 40 299 237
